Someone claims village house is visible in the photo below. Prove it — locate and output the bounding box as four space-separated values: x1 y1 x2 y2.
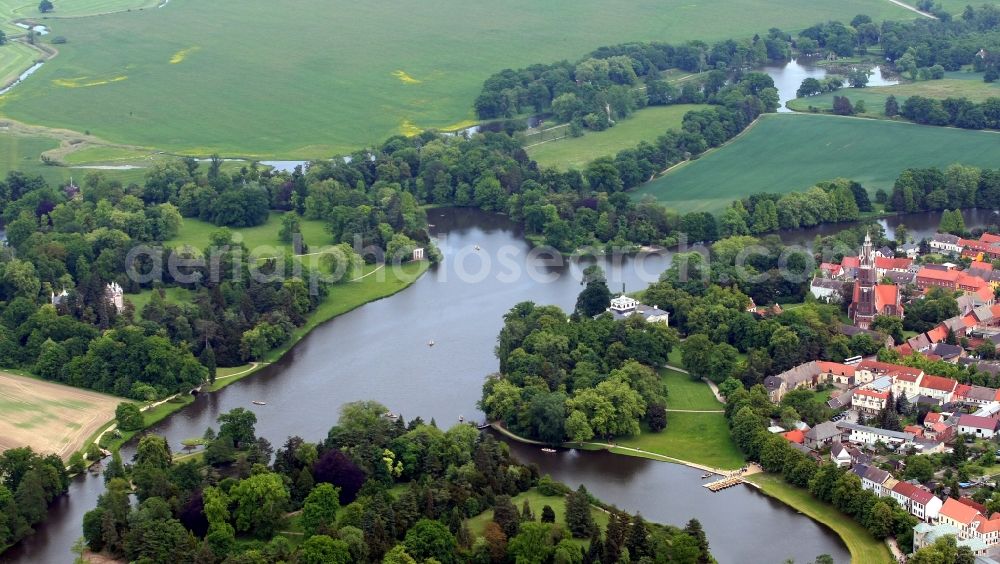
830 441 870 468
837 421 915 447
853 464 893 497
809 277 847 303
930 233 963 255
958 414 999 439
805 420 843 450
918 374 958 403
890 481 943 521
852 388 888 416
605 295 670 325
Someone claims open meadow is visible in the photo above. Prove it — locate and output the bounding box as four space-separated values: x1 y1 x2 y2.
0 0 915 158
466 487 610 546
632 113 1000 213
617 368 744 470
0 371 122 460
787 71 1000 116
527 104 708 170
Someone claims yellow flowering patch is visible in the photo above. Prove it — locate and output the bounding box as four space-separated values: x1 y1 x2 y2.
52 75 128 88
399 119 421 136
391 70 421 84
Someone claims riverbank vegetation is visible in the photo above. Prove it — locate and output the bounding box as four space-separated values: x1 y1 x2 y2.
747 473 894 563
0 158 435 403
0 446 71 554
79 401 715 563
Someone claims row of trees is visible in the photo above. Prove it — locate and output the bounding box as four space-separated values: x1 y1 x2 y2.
81 401 713 563
900 95 1000 130
885 164 1000 214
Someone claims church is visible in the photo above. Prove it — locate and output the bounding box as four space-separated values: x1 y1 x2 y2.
849 233 904 329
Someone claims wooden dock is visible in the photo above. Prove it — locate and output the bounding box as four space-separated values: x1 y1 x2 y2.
704 475 745 492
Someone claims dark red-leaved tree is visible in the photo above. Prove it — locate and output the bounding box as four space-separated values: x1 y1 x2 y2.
312 449 366 505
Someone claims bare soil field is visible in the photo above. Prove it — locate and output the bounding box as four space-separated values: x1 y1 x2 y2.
0 371 121 460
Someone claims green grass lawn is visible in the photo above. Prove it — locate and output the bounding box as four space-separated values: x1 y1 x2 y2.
0 41 40 85
633 113 1000 213
127 285 191 312
164 212 331 254
527 104 708 170
610 367 743 469
787 71 1000 116
661 367 723 411
747 473 893 564
466 487 609 546
0 0 915 157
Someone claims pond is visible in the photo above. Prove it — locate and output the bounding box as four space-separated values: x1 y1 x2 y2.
761 57 898 113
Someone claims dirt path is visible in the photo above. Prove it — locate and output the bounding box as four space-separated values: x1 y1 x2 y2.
886 0 937 19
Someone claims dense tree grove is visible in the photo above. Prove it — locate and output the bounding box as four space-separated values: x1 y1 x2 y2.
80 402 712 563
0 447 69 552
0 159 429 399
474 30 787 122
480 300 679 443
885 164 1000 213
900 95 1000 129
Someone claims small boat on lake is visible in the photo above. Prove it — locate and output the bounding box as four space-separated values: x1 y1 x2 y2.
384 412 400 419
540 448 557 453
701 473 713 479
252 400 266 406
474 245 480 251
428 340 435 347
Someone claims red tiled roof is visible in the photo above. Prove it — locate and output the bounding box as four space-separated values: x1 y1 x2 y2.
903 425 924 437
858 360 922 378
955 384 972 398
910 487 936 505
842 257 860 269
958 272 988 290
856 389 888 399
896 344 914 355
931 422 951 434
962 313 979 328
976 285 995 302
876 257 913 271
925 413 943 424
972 261 994 272
875 285 900 309
960 497 988 514
959 414 998 430
977 517 1000 534
918 268 961 282
921 374 958 393
820 262 843 274
817 361 855 376
892 481 918 498
782 429 805 444
942 497 981 525
981 233 1000 244
927 326 948 343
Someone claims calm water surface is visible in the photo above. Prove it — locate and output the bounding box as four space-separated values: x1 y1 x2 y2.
14 207 985 563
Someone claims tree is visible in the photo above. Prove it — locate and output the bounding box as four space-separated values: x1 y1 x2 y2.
576 279 611 318
278 211 301 244
541 505 556 523
832 96 854 116
115 402 144 431
404 519 457 564
312 449 366 505
565 485 596 538
38 0 52 12
68 452 86 474
939 209 966 235
217 407 257 449
885 95 899 117
509 521 555 564
229 472 290 537
298 535 352 564
301 483 340 536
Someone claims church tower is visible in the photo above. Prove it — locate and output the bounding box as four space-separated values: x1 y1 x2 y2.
851 232 878 328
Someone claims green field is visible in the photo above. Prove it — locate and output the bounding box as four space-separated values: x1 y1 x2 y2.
633 113 1000 213
616 368 744 469
0 0 915 158
787 71 1000 115
747 474 893 563
466 487 610 546
164 212 331 254
527 104 708 170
